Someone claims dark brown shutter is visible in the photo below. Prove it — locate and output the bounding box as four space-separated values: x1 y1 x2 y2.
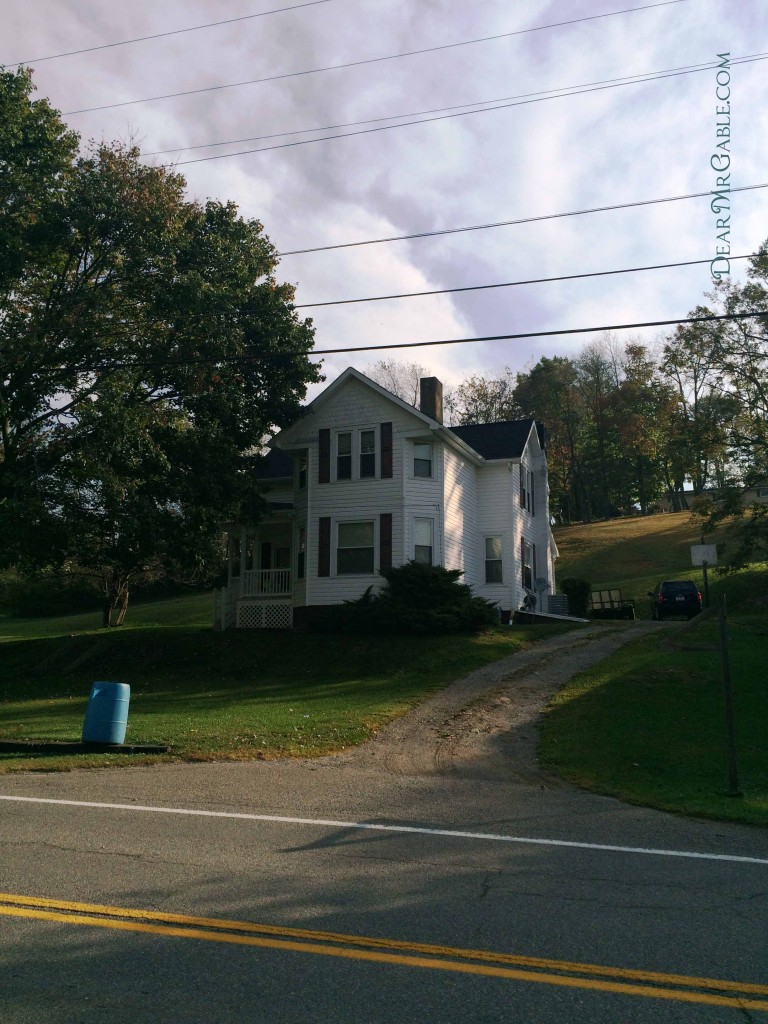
318 517 331 577
379 513 392 572
381 422 393 479
319 429 330 483
519 463 525 508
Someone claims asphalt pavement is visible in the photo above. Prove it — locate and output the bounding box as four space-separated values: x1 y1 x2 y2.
1 625 766 1023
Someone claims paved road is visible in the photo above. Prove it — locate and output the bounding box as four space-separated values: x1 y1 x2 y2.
1 624 766 1022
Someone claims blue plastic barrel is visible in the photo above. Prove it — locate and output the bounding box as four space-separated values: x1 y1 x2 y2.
81 682 130 744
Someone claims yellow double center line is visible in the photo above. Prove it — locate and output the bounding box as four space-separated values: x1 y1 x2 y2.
1 892 766 1011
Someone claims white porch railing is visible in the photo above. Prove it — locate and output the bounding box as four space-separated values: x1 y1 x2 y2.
239 569 292 597
214 571 293 630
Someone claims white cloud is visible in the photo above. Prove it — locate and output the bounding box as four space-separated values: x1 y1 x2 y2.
5 0 766 391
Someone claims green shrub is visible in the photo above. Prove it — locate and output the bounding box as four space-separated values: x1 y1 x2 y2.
316 562 499 635
0 568 100 617
559 577 591 618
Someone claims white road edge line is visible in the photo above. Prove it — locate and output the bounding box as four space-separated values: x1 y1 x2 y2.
0 794 765 865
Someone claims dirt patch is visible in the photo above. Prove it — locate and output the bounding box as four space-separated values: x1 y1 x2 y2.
351 622 668 783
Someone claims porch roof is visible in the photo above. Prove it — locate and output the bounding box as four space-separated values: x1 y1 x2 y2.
254 449 294 480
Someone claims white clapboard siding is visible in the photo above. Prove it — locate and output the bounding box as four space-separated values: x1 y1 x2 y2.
442 446 478 584
474 461 515 606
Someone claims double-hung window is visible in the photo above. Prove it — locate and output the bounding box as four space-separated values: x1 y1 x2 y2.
297 454 307 489
337 432 352 480
521 539 535 590
333 428 378 481
360 430 376 478
414 443 433 478
337 521 375 574
485 537 503 583
414 518 433 565
519 465 535 514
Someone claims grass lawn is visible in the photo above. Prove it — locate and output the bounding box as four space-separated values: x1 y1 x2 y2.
540 560 768 827
0 601 576 773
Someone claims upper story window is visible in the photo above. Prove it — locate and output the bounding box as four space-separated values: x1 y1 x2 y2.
360 430 376 478
519 464 535 514
414 443 433 478
319 424 392 484
337 432 352 480
297 454 307 489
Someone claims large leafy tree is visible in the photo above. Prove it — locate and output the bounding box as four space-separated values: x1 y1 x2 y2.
448 368 521 425
0 69 319 624
688 249 768 564
513 356 585 521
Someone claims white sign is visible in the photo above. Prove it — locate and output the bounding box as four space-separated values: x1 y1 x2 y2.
691 544 718 566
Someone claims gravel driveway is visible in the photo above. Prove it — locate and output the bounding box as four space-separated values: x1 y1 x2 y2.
351 621 669 783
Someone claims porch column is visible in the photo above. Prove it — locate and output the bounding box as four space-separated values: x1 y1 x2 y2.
227 533 235 589
239 525 247 579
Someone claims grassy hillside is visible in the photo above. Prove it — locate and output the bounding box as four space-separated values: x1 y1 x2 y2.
553 513 744 616
0 592 213 641
548 513 767 825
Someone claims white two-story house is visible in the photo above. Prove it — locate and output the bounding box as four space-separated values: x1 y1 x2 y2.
214 367 557 629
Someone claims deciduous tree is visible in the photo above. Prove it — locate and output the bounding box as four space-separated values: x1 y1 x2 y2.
0 69 319 624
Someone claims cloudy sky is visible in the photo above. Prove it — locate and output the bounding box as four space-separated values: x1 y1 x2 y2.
5 0 767 397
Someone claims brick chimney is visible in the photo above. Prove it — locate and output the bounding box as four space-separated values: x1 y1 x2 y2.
419 377 443 424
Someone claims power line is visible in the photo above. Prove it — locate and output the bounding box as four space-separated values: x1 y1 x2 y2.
292 255 756 308
278 183 768 256
167 52 768 166
311 313 768 356
62 0 687 116
145 45 725 161
56 313 768 374
4 0 337 68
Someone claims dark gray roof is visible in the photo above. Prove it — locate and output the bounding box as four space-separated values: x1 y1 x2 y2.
254 449 294 479
448 420 543 459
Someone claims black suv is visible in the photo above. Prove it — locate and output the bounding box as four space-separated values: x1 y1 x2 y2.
648 580 702 620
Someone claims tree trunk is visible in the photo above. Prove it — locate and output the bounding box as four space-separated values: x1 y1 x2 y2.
103 581 129 627
115 586 129 626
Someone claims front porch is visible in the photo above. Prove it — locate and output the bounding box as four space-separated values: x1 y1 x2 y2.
213 520 296 630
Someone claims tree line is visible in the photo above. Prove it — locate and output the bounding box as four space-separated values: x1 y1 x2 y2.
369 266 768 555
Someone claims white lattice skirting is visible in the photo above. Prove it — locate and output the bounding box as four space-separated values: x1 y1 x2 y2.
236 601 293 629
